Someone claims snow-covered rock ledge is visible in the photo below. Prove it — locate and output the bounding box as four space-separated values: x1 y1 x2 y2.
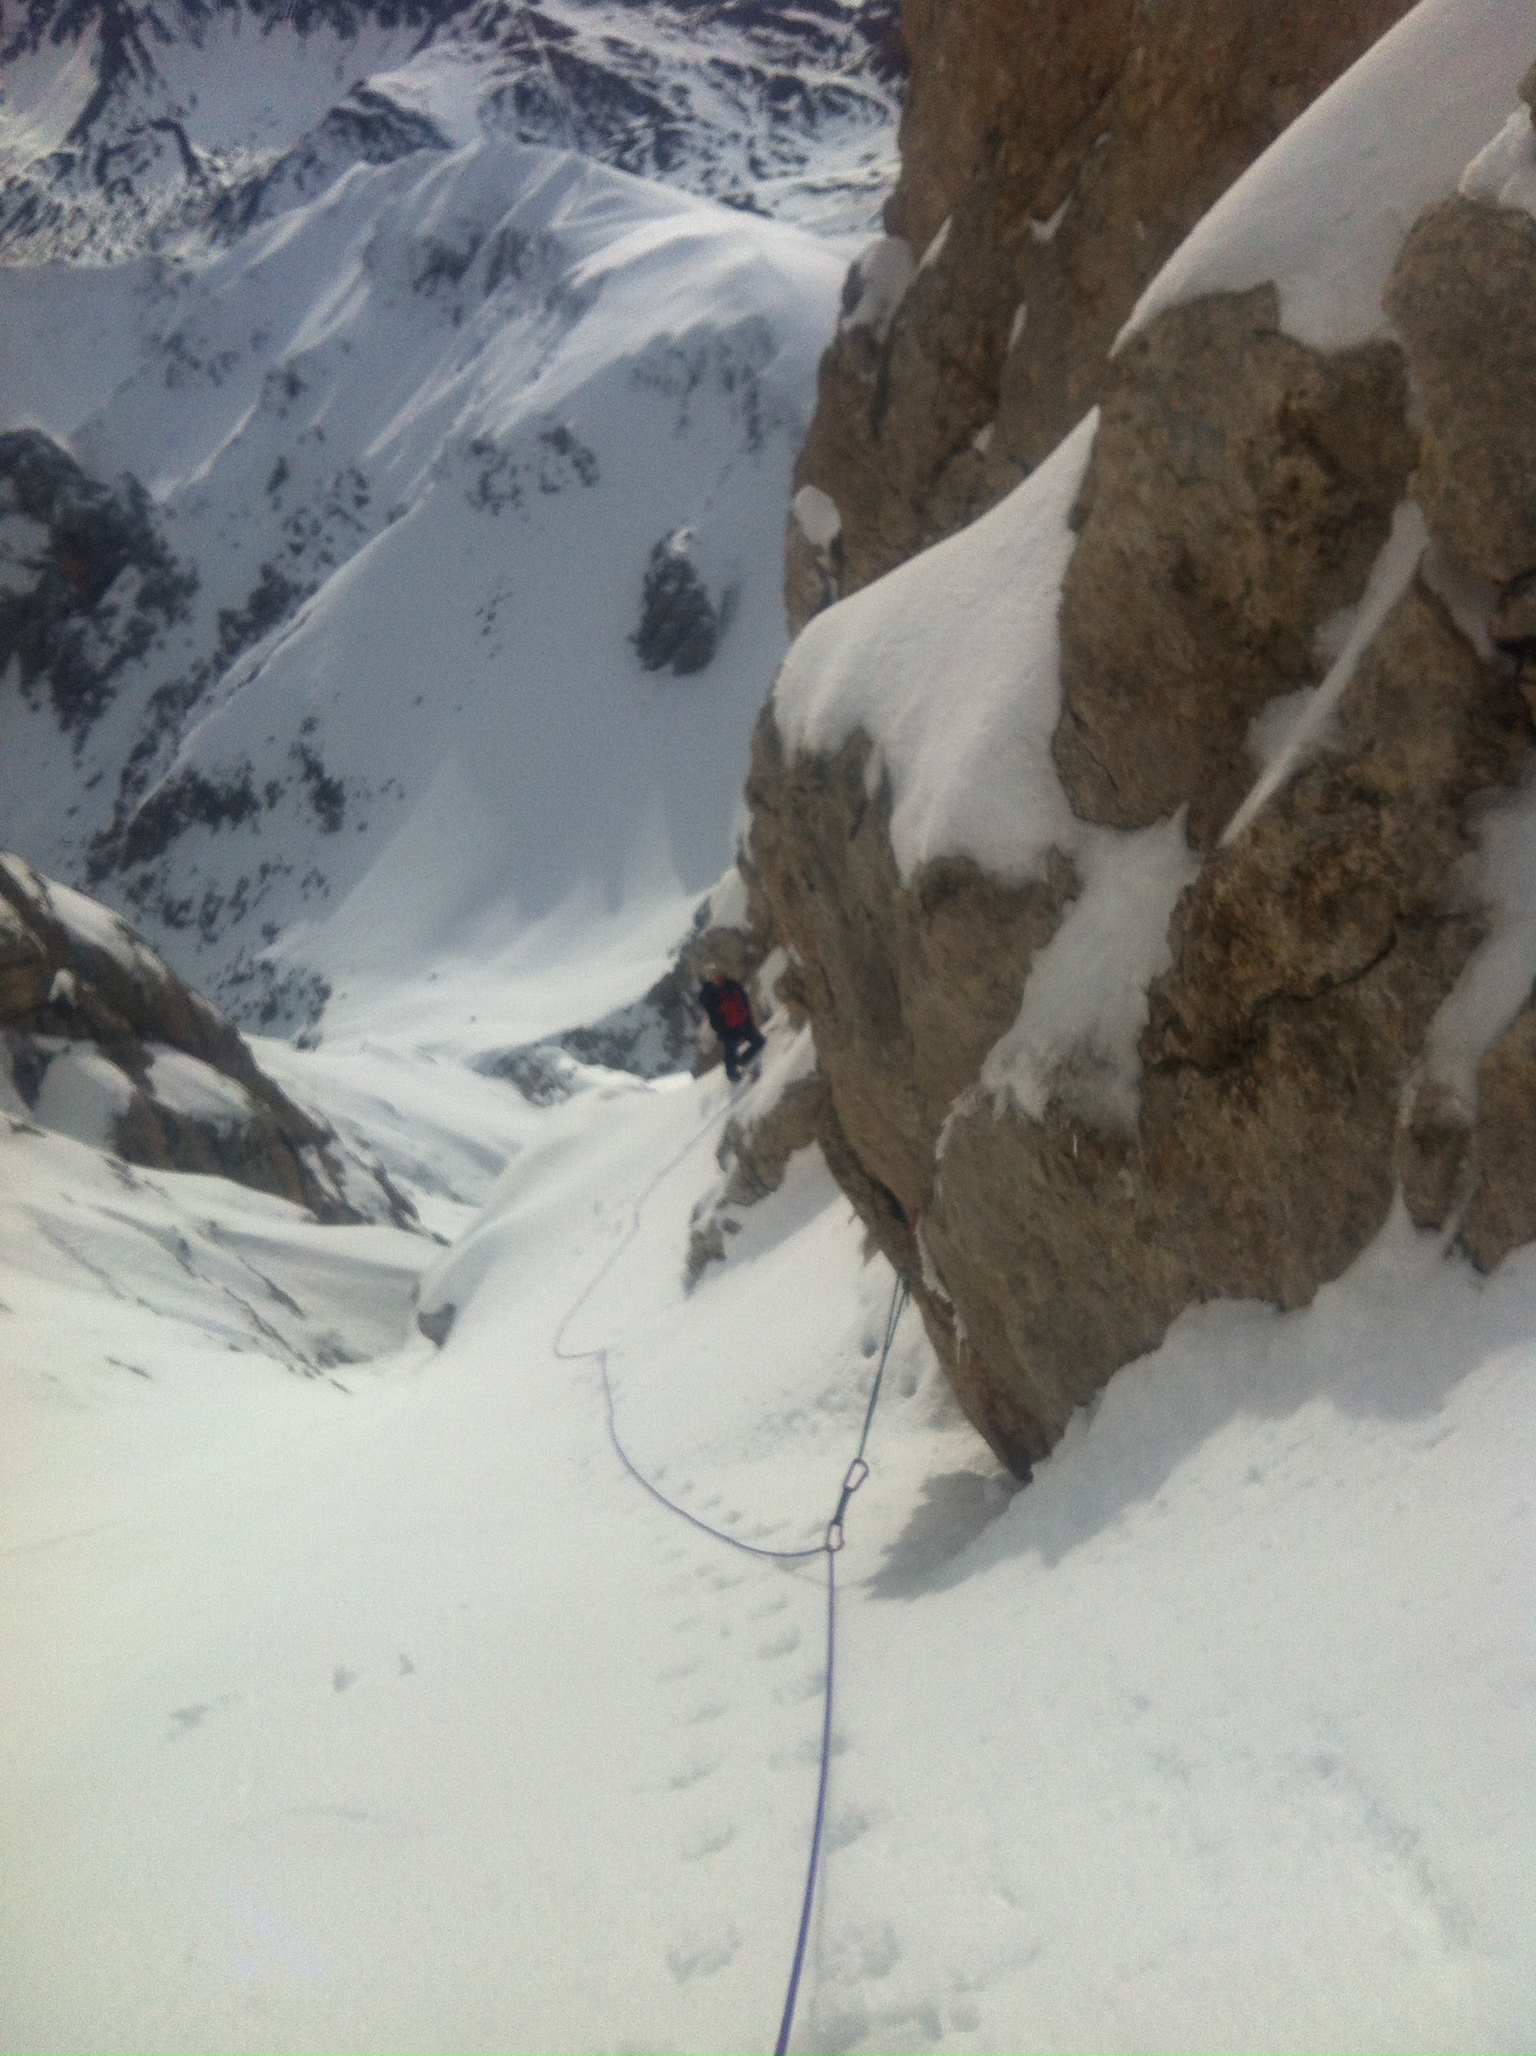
748 0 1536 1473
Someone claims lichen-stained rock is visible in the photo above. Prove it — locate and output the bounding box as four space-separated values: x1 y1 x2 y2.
1151 589 1526 1075
746 713 1077 1217
745 711 1079 1466
0 851 414 1226
1141 584 1528 1287
1384 193 1536 589
786 0 1414 633
1461 1004 1536 1271
924 583 1531 1461
1053 288 1415 848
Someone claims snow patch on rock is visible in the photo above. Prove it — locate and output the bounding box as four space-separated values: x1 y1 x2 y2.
1460 104 1536 219
979 816 1201 1133
775 413 1098 884
1119 0 1533 352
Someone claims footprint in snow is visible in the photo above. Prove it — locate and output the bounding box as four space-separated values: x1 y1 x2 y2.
333 1667 358 1693
668 1753 721 1791
680 1819 736 1860
825 1803 872 1852
772 1668 826 1707
666 1926 740 1981
169 1692 236 1734
757 1628 800 1660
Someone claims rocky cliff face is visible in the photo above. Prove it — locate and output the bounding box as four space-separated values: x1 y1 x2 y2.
748 21 1536 1473
0 852 415 1224
784 0 1417 635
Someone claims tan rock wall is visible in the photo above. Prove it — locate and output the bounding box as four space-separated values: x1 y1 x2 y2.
1055 287 1414 846
760 37 1536 1471
753 575 1530 1470
755 154 1536 1467
1385 195 1536 591
787 0 1415 634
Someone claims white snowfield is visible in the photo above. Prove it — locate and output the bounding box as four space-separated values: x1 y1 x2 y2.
4 979 1534 2053
3 1 1535 2050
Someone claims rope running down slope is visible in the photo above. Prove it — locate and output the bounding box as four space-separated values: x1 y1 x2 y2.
551 1081 909 2053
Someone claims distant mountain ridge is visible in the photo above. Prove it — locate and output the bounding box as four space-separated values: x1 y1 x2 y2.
1 5 875 1043
1 0 905 263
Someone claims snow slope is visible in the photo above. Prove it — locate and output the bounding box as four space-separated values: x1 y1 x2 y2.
4 3 1535 2050
4 989 1533 2053
1 135 845 1032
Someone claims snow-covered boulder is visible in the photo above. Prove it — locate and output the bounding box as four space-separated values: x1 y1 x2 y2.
0 851 413 1224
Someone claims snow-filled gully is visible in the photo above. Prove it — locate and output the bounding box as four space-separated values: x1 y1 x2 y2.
6 1035 1534 2053
553 1082 914 2054
4 4 1536 2046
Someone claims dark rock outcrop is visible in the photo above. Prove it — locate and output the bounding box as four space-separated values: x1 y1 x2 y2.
0 429 195 736
786 0 1416 634
685 1063 828 1285
476 952 703 1089
634 531 727 677
0 851 415 1225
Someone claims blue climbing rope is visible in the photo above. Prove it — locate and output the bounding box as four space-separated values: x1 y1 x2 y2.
552 1082 910 2053
775 1273 907 2055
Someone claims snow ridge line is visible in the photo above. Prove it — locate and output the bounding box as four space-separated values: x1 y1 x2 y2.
550 1086 909 2053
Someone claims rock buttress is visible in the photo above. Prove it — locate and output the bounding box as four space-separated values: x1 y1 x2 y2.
785 0 1416 633
753 180 1536 1468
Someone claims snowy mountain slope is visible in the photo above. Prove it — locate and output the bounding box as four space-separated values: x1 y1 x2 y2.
0 0 903 263
4 4 1535 2051
1 134 846 1032
4 989 1533 2052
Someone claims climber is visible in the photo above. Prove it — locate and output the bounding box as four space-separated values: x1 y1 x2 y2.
698 967 765 1083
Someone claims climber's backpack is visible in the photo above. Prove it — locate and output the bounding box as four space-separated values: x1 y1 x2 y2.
717 984 750 1031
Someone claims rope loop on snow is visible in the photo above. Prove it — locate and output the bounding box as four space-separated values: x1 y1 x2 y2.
551 1081 910 2055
